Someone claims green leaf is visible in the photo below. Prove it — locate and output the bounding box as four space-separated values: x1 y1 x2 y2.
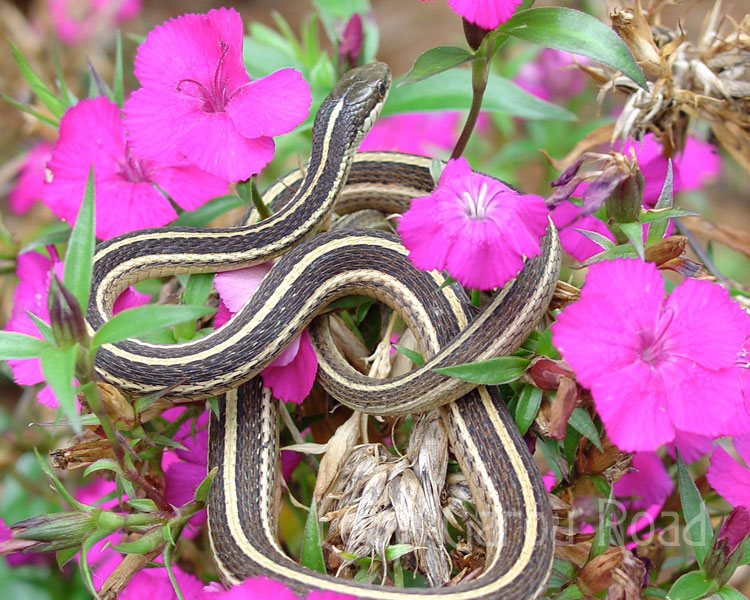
300 499 326 574
313 0 368 19
677 452 713 568
495 7 647 89
568 407 602 451
641 207 699 223
33 448 84 511
175 273 215 340
554 584 583 599
434 356 529 385
113 32 124 107
163 542 186 600
572 228 616 251
0 331 50 359
80 531 109 600
63 167 96 309
171 195 244 227
590 489 615 557
127 499 158 512
91 304 215 349
514 385 542 435
9 41 67 118
1 93 59 128
18 221 71 254
194 467 218 504
401 46 478 85
56 545 79 569
718 586 749 600
591 474 612 497
666 571 714 600
84 459 124 479
618 221 645 260
654 160 674 210
393 344 424 366
385 69 576 122
40 345 80 434
644 586 668 598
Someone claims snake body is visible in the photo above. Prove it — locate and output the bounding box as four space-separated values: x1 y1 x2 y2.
84 62 560 598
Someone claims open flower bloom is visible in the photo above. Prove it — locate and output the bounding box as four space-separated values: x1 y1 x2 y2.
44 97 227 239
422 0 522 29
124 8 311 182
397 156 549 290
9 142 52 214
552 258 750 452
47 0 142 44
708 435 750 507
4 251 149 407
214 264 318 404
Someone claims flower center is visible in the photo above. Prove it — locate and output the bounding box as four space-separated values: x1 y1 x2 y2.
176 40 236 113
637 308 674 366
117 145 155 183
462 182 491 220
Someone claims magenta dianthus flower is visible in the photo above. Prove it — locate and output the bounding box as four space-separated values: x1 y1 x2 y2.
123 8 311 182
44 97 227 239
515 49 590 103
423 0 522 29
9 142 52 214
552 258 750 452
47 0 141 44
4 251 148 408
708 435 750 508
214 264 318 404
397 156 548 290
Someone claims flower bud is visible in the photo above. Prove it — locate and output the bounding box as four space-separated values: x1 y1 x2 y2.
524 356 576 391
704 506 750 586
462 18 492 51
0 511 96 553
605 159 644 224
339 14 364 70
48 275 88 349
98 381 135 423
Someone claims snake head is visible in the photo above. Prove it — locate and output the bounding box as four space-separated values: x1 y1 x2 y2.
330 61 391 133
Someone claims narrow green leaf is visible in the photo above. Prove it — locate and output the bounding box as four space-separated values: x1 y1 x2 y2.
434 356 530 385
563 425 580 466
113 31 124 107
84 459 124 479
127 499 159 512
18 221 71 254
63 166 96 309
300 499 326 573
386 69 576 122
163 543 186 600
171 195 244 227
577 242 638 267
718 586 748 600
654 160 674 210
91 304 215 349
677 452 713 567
33 448 84 510
40 345 80 434
9 41 68 117
175 273 215 340
1 93 59 127
194 467 218 504
573 228 615 251
51 37 74 108
56 545 79 569
393 344 424 366
80 531 109 600
641 207 699 224
568 407 603 451
0 331 50 359
401 46 478 85
495 7 647 89
591 474 612 498
617 221 645 260
590 489 615 557
384 544 415 561
514 385 542 435
666 571 714 600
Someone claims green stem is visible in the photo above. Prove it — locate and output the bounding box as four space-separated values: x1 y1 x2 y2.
251 178 272 220
471 289 481 307
451 55 490 159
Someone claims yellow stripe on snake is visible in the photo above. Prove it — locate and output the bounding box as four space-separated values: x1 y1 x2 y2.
85 62 561 599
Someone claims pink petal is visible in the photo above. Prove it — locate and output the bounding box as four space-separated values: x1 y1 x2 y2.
446 0 523 29
550 201 615 261
707 446 750 507
589 361 675 451
8 357 45 386
667 430 715 463
213 263 272 314
214 301 232 329
9 142 53 214
216 576 299 600
151 164 228 211
358 112 461 155
677 137 721 191
734 434 750 467
120 566 205 600
93 180 178 239
281 449 302 481
614 452 673 509
227 68 311 139
112 287 151 314
133 8 247 93
261 329 318 404
397 195 452 272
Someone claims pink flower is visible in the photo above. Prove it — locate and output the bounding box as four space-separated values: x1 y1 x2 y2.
163 411 210 533
43 97 227 240
708 435 750 507
209 576 357 600
551 258 749 452
119 565 205 600
614 452 673 511
515 49 589 103
214 264 318 404
4 251 149 408
9 142 52 214
123 8 311 182
622 134 720 206
423 0 522 29
359 112 459 155
47 0 141 44
396 156 549 290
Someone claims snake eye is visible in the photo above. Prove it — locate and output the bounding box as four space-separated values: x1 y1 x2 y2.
378 81 387 97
